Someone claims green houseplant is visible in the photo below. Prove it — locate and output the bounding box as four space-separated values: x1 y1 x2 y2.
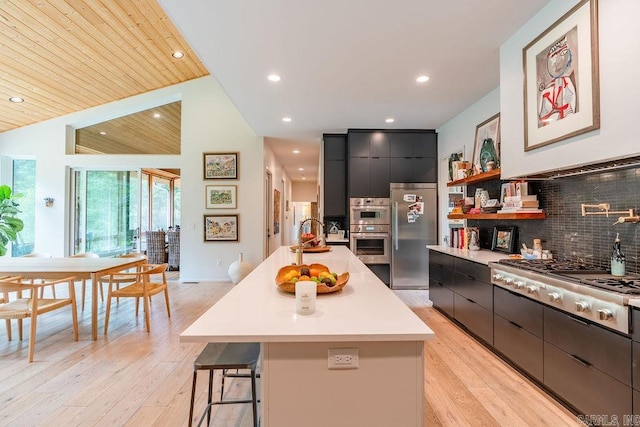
0 185 24 256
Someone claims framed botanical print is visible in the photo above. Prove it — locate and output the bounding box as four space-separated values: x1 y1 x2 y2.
203 152 238 179
491 226 517 253
205 185 237 209
204 214 238 241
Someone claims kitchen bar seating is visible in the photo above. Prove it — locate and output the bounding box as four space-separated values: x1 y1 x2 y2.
0 275 78 362
188 342 260 427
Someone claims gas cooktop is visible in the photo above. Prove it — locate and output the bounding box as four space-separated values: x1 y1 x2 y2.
496 258 606 273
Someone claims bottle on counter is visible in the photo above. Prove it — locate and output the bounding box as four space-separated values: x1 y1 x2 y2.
533 238 543 259
611 233 626 277
295 247 303 266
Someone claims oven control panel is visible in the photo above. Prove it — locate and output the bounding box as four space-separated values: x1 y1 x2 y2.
490 266 629 334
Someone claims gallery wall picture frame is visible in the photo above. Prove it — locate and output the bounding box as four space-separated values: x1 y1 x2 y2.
203 152 238 179
491 226 517 253
472 113 500 173
523 0 600 151
204 214 239 242
205 185 237 209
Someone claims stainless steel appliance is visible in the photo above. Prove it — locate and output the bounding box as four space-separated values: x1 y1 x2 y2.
349 198 391 265
349 197 391 226
390 183 438 289
489 258 640 334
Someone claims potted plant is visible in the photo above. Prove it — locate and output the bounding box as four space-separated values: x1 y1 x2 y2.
0 185 24 256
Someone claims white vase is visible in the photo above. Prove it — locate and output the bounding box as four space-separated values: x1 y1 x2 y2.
228 253 252 284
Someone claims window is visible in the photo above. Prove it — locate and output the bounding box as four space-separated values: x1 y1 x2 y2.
11 159 36 257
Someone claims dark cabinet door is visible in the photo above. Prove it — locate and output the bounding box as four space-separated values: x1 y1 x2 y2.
412 157 437 183
494 287 543 337
348 157 370 197
324 134 346 161
453 271 493 311
370 132 390 157
369 157 390 197
389 133 415 157
453 293 493 345
413 132 437 158
324 160 346 216
494 314 543 382
348 132 370 158
430 278 454 318
389 157 414 183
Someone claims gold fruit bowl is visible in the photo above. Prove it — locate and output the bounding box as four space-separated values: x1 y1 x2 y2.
275 263 349 294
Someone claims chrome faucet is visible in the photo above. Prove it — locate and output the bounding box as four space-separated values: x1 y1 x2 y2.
299 217 325 247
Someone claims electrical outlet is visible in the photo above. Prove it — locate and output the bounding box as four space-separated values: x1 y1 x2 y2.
328 348 358 369
216 259 222 266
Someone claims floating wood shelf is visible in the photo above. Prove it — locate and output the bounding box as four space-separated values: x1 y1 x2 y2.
447 212 546 220
447 169 501 187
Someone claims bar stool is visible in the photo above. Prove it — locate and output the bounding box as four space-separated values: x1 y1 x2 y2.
189 342 260 427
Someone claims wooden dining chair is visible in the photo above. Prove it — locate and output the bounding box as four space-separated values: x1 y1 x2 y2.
0 275 79 362
69 252 100 311
22 252 57 298
99 253 147 304
103 263 171 334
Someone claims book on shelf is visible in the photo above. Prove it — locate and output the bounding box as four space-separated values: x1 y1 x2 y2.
502 200 539 209
503 195 537 202
497 208 544 214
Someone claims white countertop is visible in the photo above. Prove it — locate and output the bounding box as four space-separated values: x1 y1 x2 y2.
180 245 434 343
426 245 509 265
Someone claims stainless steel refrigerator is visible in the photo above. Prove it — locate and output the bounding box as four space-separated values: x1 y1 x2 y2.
390 183 437 289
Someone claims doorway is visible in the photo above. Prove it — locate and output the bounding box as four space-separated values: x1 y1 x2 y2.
265 169 273 257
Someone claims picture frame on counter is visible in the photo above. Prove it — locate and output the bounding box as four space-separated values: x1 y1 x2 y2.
205 185 237 209
203 152 238 179
204 214 239 242
523 0 600 151
491 226 516 253
472 113 500 174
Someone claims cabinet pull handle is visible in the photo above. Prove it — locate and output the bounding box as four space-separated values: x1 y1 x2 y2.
568 316 589 326
508 320 522 329
466 298 476 304
568 353 591 367
466 275 475 281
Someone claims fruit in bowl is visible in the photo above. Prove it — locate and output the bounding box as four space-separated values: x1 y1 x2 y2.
300 232 318 247
276 263 349 294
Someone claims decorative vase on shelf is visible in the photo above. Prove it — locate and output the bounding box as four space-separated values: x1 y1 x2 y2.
479 137 499 172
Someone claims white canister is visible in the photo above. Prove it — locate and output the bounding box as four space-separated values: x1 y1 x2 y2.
295 281 317 315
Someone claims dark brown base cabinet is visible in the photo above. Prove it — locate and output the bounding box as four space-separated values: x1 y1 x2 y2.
427 249 637 421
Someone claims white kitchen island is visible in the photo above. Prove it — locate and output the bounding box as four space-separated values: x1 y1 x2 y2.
181 245 434 426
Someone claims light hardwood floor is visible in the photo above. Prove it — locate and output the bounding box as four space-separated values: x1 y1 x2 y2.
0 282 579 426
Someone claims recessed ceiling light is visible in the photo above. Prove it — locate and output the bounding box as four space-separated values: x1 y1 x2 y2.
293 150 300 154
298 167 304 171
172 51 184 59
385 118 395 123
416 75 430 83
99 131 107 135
153 113 161 118
268 74 281 82
301 176 306 180
8 96 24 103
282 117 292 122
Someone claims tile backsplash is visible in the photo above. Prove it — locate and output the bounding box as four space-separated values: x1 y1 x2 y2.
467 167 640 274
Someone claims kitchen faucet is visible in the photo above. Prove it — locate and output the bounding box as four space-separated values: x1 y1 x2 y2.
299 217 325 247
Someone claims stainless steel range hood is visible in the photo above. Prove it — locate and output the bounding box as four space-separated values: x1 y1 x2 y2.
510 154 640 180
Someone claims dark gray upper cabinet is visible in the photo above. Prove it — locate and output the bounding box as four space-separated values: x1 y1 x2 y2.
324 134 347 161
369 132 390 157
348 157 370 197
323 134 347 216
348 132 370 157
389 131 437 158
369 157 390 197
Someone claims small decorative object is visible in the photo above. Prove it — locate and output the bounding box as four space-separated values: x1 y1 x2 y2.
485 161 495 171
479 190 490 207
523 0 600 151
474 188 485 209
44 197 54 207
468 227 480 251
203 152 238 179
473 113 500 173
611 233 625 276
204 214 238 241
295 281 317 315
228 252 252 284
448 152 460 181
491 226 517 253
205 185 237 209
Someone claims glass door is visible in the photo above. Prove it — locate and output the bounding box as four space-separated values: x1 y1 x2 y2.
71 169 141 256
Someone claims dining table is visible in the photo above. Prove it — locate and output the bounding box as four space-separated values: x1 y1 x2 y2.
0 255 147 340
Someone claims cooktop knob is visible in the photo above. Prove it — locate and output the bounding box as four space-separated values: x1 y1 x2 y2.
548 292 561 303
596 309 613 320
513 280 525 289
575 301 590 312
525 285 538 294
504 277 514 286
492 274 503 283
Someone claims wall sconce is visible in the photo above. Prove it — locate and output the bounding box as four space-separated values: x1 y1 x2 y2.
44 197 54 207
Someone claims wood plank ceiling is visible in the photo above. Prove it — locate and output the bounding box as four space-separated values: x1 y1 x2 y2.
0 0 209 134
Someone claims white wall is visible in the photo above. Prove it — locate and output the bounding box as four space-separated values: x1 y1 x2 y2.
0 76 266 281
500 0 640 178
263 145 292 256
291 181 318 202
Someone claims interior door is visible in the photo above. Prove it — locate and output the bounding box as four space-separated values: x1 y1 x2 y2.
71 168 141 256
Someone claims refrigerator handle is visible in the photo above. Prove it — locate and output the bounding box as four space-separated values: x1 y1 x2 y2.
394 201 399 250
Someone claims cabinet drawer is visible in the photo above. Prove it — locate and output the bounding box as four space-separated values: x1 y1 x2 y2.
494 314 543 382
429 250 454 269
634 341 640 392
454 293 493 345
635 390 640 417
454 271 493 311
544 341 632 420
544 307 631 386
494 287 543 337
428 251 454 288
454 258 491 283
633 308 640 342
429 278 454 318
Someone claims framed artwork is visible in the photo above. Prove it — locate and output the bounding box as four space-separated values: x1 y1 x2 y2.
273 189 281 235
204 214 238 241
491 226 517 253
523 0 600 151
203 152 238 179
499 182 516 204
472 113 500 173
205 185 237 209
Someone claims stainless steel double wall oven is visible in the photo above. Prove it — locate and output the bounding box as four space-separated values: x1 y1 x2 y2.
349 198 390 265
